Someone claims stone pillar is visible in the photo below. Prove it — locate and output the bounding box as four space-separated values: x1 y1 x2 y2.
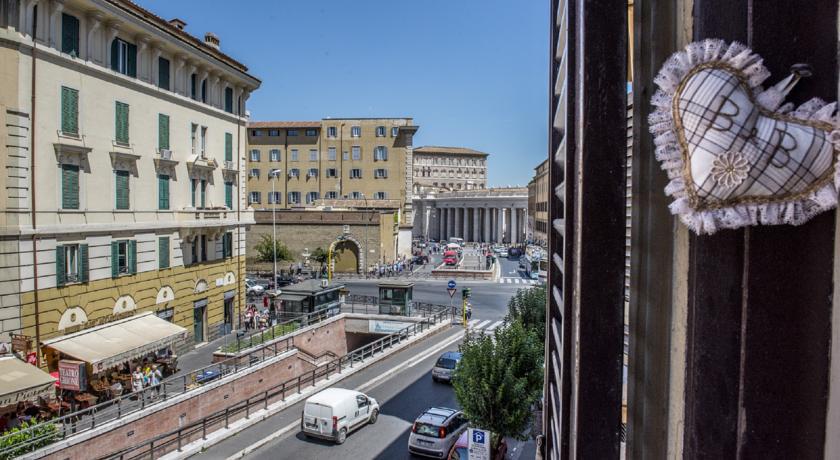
455 208 462 239
85 12 103 63
511 207 519 244
483 207 490 242
448 208 455 240
472 208 480 242
438 207 445 241
48 0 65 49
496 208 504 243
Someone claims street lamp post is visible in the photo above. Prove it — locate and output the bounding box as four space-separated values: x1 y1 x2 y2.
361 193 369 278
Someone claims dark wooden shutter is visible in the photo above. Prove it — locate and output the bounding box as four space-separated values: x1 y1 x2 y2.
158 174 169 210
225 133 233 162
61 164 79 209
225 87 233 113
79 244 89 283
115 170 129 209
110 38 119 71
55 246 65 287
115 102 129 144
225 182 233 209
61 87 78 135
191 179 196 207
200 180 206 208
159 237 169 269
158 114 169 151
127 42 137 77
61 13 79 56
128 240 137 274
158 57 170 90
111 241 119 278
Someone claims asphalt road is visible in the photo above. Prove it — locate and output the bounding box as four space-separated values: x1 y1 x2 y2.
195 326 466 460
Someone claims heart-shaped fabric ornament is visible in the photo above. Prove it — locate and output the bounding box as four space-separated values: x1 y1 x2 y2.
650 39 840 234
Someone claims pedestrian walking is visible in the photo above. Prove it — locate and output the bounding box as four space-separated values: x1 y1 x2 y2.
131 366 145 397
147 364 162 399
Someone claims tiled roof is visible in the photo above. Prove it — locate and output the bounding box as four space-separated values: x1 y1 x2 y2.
413 146 489 156
248 121 322 128
109 0 255 78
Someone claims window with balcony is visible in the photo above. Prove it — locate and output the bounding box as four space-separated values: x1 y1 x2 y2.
270 149 281 162
350 168 362 179
351 126 361 137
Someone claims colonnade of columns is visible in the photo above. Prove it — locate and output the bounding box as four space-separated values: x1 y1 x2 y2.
433 206 526 244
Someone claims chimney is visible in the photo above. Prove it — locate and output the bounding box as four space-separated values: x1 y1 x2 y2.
169 18 186 30
204 32 220 49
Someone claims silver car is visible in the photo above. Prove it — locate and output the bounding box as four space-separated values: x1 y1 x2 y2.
408 407 468 458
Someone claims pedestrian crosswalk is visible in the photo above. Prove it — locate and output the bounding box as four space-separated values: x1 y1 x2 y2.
499 277 540 285
465 319 505 332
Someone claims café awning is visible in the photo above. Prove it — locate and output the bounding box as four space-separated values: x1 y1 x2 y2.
0 357 56 407
42 312 187 374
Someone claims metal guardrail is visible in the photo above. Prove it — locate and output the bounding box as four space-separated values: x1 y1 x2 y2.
99 307 452 460
0 308 339 459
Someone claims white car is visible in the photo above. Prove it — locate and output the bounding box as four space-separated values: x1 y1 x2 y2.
245 279 264 296
301 388 379 444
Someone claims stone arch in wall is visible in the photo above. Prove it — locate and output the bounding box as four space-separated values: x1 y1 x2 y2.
194 279 209 294
113 295 136 315
333 238 361 273
59 306 88 330
156 286 176 304
224 271 236 285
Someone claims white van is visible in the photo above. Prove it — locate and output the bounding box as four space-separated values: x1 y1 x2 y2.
300 388 379 444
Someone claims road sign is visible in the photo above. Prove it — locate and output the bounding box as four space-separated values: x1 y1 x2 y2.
448 279 457 289
447 288 457 298
468 428 490 460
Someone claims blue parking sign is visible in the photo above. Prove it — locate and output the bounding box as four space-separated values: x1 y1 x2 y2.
473 430 485 444
468 428 490 460
448 279 457 289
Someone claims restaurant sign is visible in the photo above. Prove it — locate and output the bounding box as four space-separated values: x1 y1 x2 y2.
58 360 87 391
11 334 31 353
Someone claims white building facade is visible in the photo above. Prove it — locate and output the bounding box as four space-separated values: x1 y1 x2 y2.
0 0 260 356
413 188 528 244
412 146 488 194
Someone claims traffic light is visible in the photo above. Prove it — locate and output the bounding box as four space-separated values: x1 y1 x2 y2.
462 287 471 299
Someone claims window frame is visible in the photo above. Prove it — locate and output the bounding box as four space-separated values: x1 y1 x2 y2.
350 168 362 179
250 149 261 162
351 126 361 137
249 191 261 204
270 149 281 162
376 126 385 137
327 126 337 138
351 146 361 160
309 149 318 161
287 129 299 137
305 128 317 137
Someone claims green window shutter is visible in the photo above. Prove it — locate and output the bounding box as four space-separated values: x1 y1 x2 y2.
127 43 137 77
115 102 129 144
79 244 89 283
61 164 79 209
225 182 233 209
111 241 119 278
158 114 170 151
128 240 137 274
110 39 119 71
61 14 79 56
191 179 196 207
61 87 78 135
158 174 169 210
158 57 170 90
224 88 233 113
225 133 232 162
115 170 129 209
55 245 65 287
159 237 169 269
200 180 206 208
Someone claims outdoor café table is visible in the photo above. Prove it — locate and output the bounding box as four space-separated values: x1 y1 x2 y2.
75 393 97 409
46 401 70 413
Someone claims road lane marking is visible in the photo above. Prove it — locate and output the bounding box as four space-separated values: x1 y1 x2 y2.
486 320 504 331
472 320 491 330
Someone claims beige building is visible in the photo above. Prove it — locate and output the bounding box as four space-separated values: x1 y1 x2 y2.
412 146 488 194
0 0 260 357
246 118 418 260
528 159 549 246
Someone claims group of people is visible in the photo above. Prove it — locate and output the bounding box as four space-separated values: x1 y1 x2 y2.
130 362 163 398
370 255 417 278
243 302 276 331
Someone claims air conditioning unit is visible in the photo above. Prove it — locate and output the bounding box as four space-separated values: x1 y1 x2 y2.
159 149 172 160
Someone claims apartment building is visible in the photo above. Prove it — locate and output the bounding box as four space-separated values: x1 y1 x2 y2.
412 146 488 194
528 159 549 246
246 118 418 216
0 0 260 357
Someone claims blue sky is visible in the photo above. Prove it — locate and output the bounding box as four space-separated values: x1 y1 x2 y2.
138 0 549 187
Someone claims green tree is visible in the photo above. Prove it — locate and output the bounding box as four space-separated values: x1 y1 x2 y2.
506 285 546 346
310 247 328 265
254 234 291 263
453 320 544 455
